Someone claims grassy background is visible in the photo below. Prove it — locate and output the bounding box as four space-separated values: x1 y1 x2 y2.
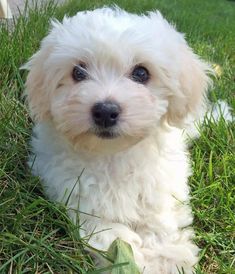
0 0 234 273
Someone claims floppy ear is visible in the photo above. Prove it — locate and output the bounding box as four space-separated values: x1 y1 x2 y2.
23 44 52 122
166 45 212 127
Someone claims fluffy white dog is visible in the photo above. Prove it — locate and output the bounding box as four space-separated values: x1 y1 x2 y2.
25 7 212 273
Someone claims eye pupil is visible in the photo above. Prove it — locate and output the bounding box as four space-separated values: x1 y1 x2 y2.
72 65 88 81
131 66 150 84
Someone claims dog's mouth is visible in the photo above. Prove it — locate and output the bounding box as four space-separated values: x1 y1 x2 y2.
88 126 121 139
96 130 120 139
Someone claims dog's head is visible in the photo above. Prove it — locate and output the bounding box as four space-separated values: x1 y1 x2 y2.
25 7 211 153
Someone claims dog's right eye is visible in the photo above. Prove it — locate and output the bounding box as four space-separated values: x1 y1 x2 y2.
131 65 150 84
72 65 88 82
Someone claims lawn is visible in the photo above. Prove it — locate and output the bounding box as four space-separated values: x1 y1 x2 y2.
0 0 234 273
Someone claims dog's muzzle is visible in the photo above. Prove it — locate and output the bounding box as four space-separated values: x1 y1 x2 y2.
91 101 121 128
91 101 121 139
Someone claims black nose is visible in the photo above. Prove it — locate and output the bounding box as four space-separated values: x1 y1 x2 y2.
91 101 121 128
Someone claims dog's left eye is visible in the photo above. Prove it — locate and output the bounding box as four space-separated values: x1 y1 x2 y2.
131 66 150 84
72 65 88 82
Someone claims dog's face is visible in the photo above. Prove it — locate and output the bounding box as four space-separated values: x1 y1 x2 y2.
25 8 211 153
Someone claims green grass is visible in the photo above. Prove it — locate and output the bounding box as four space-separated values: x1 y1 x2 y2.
0 0 234 273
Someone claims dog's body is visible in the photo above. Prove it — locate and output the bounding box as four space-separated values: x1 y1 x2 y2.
31 122 197 273
26 7 212 273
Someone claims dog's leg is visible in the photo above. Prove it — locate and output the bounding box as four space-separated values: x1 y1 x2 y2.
136 223 198 274
78 218 149 271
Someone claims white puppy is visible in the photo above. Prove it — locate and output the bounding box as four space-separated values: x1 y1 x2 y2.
25 7 212 273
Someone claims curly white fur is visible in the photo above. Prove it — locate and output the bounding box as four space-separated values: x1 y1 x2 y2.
25 7 213 273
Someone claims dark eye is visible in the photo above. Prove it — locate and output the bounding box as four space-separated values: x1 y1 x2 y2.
72 64 88 82
131 66 150 84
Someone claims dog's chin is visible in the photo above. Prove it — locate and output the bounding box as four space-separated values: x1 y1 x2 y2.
68 129 144 155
